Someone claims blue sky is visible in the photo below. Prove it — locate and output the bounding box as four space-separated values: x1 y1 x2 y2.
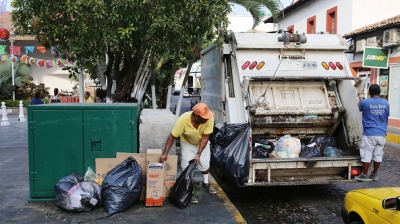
233 0 294 15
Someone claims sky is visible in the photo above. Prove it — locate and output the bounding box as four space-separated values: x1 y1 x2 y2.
233 0 295 15
3 0 295 14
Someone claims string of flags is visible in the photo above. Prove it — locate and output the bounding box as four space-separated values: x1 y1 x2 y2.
0 45 69 68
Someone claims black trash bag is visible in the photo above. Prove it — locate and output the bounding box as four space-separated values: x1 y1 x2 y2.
101 156 143 215
213 123 251 187
169 160 197 209
55 173 102 211
310 136 336 146
299 144 322 158
320 145 347 157
252 138 274 158
252 145 273 158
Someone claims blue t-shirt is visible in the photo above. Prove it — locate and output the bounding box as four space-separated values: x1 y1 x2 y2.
359 97 390 136
30 98 44 105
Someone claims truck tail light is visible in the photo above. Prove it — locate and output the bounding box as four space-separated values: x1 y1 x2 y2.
249 61 258 70
256 61 265 70
351 167 360 177
329 62 337 70
321 62 329 70
242 61 250 70
336 62 343 70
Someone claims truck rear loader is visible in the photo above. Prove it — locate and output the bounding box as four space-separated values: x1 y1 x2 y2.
201 32 365 186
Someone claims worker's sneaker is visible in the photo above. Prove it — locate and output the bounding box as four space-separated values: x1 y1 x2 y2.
202 182 217 194
355 174 372 182
369 173 379 181
190 195 198 204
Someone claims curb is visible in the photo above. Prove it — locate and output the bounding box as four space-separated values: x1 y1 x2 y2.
210 175 247 224
387 133 400 144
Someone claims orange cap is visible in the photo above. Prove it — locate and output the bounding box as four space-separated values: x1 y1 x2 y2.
192 103 214 119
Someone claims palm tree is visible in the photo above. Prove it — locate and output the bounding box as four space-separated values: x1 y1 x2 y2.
230 0 283 29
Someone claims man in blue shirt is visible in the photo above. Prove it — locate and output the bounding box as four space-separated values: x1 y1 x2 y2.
355 84 390 182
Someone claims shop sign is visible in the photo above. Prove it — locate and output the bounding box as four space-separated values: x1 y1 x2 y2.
362 47 389 69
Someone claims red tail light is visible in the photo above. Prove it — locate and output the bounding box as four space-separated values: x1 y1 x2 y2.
336 62 343 70
329 62 336 70
249 61 258 70
242 61 250 70
351 167 360 177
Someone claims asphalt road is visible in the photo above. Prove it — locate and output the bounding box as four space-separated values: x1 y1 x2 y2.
212 142 400 224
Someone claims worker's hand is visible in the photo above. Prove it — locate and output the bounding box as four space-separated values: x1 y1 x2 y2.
194 154 200 164
159 154 168 163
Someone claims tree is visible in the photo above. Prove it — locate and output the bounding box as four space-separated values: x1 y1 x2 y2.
11 0 231 104
230 0 282 29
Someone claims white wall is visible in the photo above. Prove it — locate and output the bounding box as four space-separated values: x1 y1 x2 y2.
352 0 400 31
273 0 400 36
12 40 77 96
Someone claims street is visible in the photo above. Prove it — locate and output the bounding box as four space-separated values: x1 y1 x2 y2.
213 142 400 224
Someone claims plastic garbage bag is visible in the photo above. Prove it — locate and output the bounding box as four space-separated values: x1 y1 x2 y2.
299 143 322 158
101 156 143 215
274 135 301 158
169 160 197 209
310 136 336 146
84 167 102 185
252 138 274 158
213 123 251 187
320 145 347 157
55 173 102 211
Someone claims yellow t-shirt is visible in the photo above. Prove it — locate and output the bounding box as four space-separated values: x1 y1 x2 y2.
171 111 214 146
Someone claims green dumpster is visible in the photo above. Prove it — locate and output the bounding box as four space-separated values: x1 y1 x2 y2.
27 103 139 201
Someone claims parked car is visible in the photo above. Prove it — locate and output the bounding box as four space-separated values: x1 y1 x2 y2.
341 187 400 224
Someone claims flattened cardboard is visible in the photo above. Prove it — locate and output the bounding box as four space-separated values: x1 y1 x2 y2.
146 162 164 206
95 158 125 180
164 155 178 182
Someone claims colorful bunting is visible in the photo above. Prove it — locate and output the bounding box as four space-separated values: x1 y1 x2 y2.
0 45 5 54
0 52 69 68
10 46 21 55
37 46 47 53
25 46 35 55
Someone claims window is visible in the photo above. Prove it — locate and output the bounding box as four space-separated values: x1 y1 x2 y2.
326 6 338 34
287 25 294 33
307 16 316 34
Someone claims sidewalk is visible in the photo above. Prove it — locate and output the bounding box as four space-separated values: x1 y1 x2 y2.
0 115 245 224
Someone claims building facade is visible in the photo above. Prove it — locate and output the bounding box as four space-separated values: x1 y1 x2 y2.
263 0 400 127
344 16 400 127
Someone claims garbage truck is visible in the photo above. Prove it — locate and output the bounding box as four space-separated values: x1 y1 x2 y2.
201 31 365 186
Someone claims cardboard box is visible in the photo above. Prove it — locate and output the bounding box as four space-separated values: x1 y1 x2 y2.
95 158 125 179
146 162 164 206
146 148 178 198
164 181 175 198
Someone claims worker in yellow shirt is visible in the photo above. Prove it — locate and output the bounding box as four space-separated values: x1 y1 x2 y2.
160 103 216 204
84 91 94 103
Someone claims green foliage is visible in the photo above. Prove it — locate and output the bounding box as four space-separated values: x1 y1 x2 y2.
230 0 282 29
2 99 30 107
11 0 231 103
0 59 32 100
15 80 50 101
